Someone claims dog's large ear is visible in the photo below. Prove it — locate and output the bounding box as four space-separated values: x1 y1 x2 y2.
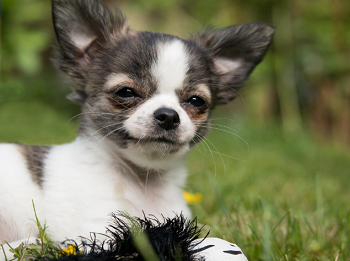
52 0 127 103
191 23 274 105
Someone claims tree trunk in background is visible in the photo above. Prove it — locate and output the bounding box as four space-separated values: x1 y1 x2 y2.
273 1 302 134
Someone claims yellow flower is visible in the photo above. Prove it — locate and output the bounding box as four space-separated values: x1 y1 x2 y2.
183 191 203 204
58 245 80 256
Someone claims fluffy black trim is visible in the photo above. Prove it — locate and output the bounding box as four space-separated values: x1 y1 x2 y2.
38 213 206 261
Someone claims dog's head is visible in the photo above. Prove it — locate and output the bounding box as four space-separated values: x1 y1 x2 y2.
52 0 274 165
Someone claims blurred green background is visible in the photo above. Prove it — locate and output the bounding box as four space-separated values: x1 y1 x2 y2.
1 0 350 260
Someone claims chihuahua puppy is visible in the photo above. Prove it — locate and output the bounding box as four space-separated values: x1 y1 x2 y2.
0 0 274 249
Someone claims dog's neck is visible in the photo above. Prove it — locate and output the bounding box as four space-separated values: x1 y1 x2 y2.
75 122 188 188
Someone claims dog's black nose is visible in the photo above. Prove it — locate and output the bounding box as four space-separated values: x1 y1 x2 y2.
154 108 180 131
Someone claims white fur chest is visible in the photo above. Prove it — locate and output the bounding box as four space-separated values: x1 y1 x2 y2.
38 139 190 241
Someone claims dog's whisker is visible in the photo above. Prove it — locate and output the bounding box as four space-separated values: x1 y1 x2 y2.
195 125 249 150
192 137 209 161
209 127 249 150
93 126 124 151
195 133 226 175
195 123 239 134
194 133 218 177
210 118 236 123
202 136 226 174
68 112 115 123
86 123 124 142
211 151 250 162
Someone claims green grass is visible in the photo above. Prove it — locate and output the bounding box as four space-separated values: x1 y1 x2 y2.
0 97 349 260
186 113 350 261
2 201 60 261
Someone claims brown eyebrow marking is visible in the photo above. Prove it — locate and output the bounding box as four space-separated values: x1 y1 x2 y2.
176 84 211 101
104 73 135 91
176 84 212 108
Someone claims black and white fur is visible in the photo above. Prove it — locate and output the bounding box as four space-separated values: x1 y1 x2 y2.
0 0 274 256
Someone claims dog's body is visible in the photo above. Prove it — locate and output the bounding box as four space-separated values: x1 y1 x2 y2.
0 0 274 251
0 139 189 242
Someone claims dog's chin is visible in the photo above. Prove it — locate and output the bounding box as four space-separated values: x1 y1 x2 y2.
118 136 191 170
126 135 190 156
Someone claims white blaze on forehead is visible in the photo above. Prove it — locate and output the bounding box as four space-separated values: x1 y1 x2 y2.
152 40 189 94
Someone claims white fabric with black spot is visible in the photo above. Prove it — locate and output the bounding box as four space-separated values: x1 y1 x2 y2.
192 237 248 261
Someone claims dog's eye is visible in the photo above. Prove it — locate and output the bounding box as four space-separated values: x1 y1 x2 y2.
188 96 206 107
114 87 136 99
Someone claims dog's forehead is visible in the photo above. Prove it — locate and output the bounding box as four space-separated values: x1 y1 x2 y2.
152 40 189 93
101 32 210 94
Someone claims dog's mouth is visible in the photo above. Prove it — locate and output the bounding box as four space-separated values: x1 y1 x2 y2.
126 134 187 146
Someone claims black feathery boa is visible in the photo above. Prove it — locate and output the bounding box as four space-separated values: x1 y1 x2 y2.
39 213 206 261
